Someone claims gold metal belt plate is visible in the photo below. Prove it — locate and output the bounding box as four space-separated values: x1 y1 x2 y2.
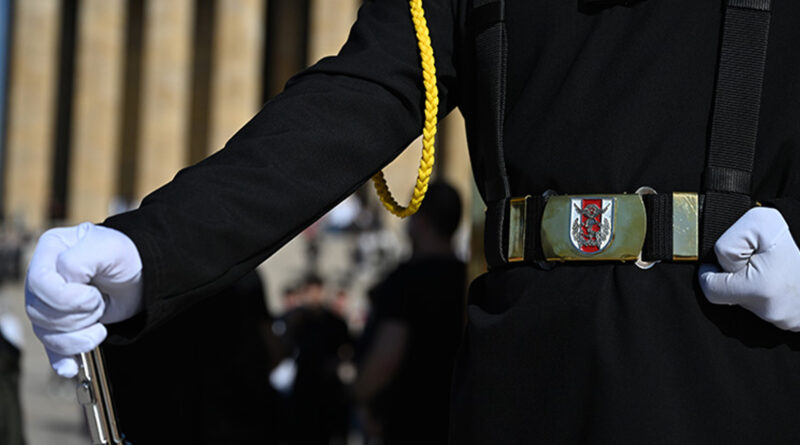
507 192 699 264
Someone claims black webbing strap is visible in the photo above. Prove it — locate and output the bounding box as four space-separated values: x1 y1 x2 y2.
641 194 673 261
700 0 772 260
483 0 772 268
523 197 547 263
472 0 512 266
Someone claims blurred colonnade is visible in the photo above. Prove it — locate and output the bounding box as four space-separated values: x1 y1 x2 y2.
0 0 474 236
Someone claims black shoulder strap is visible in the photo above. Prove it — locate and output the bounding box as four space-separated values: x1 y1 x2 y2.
700 0 773 260
478 0 773 267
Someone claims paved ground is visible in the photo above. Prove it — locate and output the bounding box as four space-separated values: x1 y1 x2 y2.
2 279 88 445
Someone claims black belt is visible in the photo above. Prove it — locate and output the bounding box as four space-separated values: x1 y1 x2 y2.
483 190 756 270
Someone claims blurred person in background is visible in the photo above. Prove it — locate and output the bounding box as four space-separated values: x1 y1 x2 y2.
354 181 466 445
274 274 352 445
0 312 25 445
101 270 285 444
281 282 303 312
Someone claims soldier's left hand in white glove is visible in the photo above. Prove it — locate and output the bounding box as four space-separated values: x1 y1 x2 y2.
699 207 800 331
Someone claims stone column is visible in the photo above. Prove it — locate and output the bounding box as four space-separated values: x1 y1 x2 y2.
207 0 265 154
307 0 359 63
67 0 126 223
4 0 61 229
134 0 193 201
0 0 10 191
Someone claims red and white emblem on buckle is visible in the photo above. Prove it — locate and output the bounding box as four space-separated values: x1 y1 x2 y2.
569 198 614 254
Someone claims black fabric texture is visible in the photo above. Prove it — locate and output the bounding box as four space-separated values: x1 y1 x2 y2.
468 2 502 33
483 197 508 266
700 3 771 260
102 271 281 444
101 0 800 442
730 0 771 11
703 166 752 194
642 193 673 261
473 18 510 202
705 7 770 173
524 195 546 263
765 197 800 243
580 0 644 8
701 192 754 261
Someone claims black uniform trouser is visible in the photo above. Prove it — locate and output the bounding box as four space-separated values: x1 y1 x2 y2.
449 264 800 444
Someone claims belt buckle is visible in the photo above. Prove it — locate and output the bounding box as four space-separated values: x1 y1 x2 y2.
540 193 646 262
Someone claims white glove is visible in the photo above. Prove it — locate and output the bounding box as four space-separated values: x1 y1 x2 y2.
699 207 800 332
25 222 143 377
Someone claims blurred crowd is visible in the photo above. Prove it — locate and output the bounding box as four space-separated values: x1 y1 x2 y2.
0 181 469 445
103 181 467 445
0 225 31 445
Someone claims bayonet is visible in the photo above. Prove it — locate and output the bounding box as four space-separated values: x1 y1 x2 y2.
76 347 129 445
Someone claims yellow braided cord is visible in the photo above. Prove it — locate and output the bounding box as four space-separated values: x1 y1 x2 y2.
371 0 439 218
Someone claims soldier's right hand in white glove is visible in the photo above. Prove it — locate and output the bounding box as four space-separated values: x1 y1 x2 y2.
699 207 800 331
25 223 143 378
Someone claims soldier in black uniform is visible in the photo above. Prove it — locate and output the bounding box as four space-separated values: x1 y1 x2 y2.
24 0 800 443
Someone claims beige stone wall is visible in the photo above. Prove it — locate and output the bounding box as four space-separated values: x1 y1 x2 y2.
440 108 476 262
134 0 194 201
3 0 475 235
440 108 472 218
207 0 265 154
4 0 61 229
67 0 126 223
308 0 360 63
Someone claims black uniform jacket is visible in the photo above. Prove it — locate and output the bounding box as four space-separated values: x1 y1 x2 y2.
104 0 800 442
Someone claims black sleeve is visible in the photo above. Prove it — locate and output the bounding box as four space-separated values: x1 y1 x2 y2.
763 198 800 245
102 0 462 342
